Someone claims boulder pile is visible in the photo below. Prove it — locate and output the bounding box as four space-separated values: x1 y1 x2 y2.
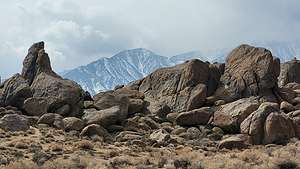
0 42 299 150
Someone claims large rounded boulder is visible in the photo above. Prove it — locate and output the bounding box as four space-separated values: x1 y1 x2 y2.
137 60 224 112
0 74 32 109
220 44 280 101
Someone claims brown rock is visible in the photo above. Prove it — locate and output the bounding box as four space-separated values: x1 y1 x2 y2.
23 97 49 116
0 114 29 132
139 60 212 112
37 113 64 129
80 124 109 138
63 117 85 131
218 134 250 149
128 98 144 114
31 72 84 117
0 74 32 109
278 59 300 87
288 110 300 138
240 102 279 145
21 41 58 85
220 44 280 101
280 101 295 113
263 112 295 144
213 97 260 133
82 106 127 128
175 107 213 126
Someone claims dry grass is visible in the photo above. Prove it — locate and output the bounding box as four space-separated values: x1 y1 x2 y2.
0 126 299 169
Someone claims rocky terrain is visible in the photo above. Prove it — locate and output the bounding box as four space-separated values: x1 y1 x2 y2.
62 41 300 95
0 42 300 169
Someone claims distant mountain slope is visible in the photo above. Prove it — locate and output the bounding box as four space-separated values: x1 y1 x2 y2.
62 42 300 94
63 48 173 95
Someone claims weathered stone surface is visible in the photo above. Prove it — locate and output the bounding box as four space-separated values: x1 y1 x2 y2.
277 87 297 104
93 92 129 114
0 114 29 131
37 113 64 129
80 124 109 138
63 117 85 131
128 99 144 114
278 59 300 87
82 106 126 128
21 41 58 85
218 134 250 149
31 72 84 117
175 107 213 126
23 97 49 116
240 102 279 145
146 102 171 118
288 110 300 138
213 97 260 133
220 44 280 101
139 60 213 112
0 74 32 109
263 113 295 144
280 101 295 113
166 112 179 123
150 129 170 144
139 117 160 129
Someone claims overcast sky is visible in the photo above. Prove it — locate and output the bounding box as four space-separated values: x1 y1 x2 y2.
1 0 300 79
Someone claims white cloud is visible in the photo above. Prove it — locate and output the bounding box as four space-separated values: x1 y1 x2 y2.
1 0 300 78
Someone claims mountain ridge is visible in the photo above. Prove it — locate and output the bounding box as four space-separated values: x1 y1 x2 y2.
62 42 300 94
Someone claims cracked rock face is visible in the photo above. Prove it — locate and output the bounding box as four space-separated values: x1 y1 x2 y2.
138 59 223 112
278 59 300 87
221 44 280 101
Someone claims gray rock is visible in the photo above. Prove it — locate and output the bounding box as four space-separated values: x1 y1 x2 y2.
37 113 64 129
0 74 32 109
0 114 29 131
82 106 127 128
23 97 49 116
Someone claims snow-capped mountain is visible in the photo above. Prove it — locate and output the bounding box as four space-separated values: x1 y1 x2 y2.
62 48 173 95
170 51 209 64
255 41 300 62
62 42 300 95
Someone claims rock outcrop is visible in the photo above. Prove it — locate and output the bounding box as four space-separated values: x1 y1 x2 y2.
219 44 280 101
213 97 260 133
21 42 85 117
278 59 300 87
136 60 224 112
0 74 32 109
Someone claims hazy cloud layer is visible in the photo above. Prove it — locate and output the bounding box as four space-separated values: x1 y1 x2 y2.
1 0 300 78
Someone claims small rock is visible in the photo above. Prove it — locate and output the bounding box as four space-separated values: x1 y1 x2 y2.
218 134 250 149
280 101 295 113
150 129 170 145
176 107 213 126
63 117 84 131
37 113 64 129
0 114 29 132
80 124 109 138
